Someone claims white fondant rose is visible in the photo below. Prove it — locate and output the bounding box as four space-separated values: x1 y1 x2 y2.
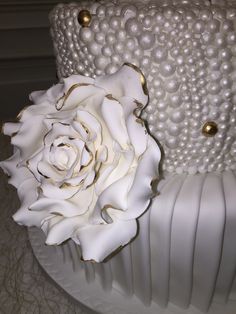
1 64 161 262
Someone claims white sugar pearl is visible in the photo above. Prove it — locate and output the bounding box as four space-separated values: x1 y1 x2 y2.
105 63 118 74
118 30 126 41
125 18 141 36
152 47 167 63
99 20 109 32
222 20 234 32
159 61 176 77
200 9 212 21
110 16 121 30
169 94 182 107
114 42 124 53
95 32 105 44
219 48 232 61
94 56 109 70
206 46 218 58
208 82 221 95
170 110 185 123
88 42 101 56
79 28 93 43
227 32 236 45
123 51 132 62
96 6 105 16
168 124 181 136
138 31 155 49
102 45 112 57
143 15 153 28
165 79 180 93
111 54 122 64
157 101 168 111
140 56 151 68
215 34 226 47
207 19 220 32
166 137 178 149
126 38 136 51
158 111 168 122
193 20 205 33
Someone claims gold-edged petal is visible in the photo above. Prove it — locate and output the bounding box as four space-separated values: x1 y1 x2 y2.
73 219 137 262
95 64 148 105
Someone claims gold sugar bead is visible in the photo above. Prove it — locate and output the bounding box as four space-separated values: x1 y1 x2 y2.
78 9 92 27
202 121 218 137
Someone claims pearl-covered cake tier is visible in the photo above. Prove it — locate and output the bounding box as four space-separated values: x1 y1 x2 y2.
50 0 236 174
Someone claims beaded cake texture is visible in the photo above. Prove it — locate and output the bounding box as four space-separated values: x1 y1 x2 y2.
50 0 236 174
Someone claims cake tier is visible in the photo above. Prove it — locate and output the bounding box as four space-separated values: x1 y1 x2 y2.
50 0 236 174
29 171 236 313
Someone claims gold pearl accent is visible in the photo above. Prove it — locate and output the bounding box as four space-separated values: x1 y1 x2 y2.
202 121 218 137
77 9 92 27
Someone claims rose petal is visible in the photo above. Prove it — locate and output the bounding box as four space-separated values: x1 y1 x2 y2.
59 82 105 111
27 150 44 182
83 170 96 188
38 159 64 182
44 123 78 147
65 171 88 186
101 97 130 150
96 171 135 212
53 146 76 170
91 171 136 224
96 145 108 163
12 178 48 227
73 218 137 262
19 103 57 123
95 144 135 195
120 96 148 157
11 115 49 160
95 64 148 105
41 215 62 235
44 109 76 129
71 121 89 141
63 74 94 92
0 149 33 188
30 82 64 106
116 136 161 220
76 110 102 146
2 122 22 137
45 216 87 245
41 180 79 200
80 146 92 167
78 95 116 164
30 186 94 217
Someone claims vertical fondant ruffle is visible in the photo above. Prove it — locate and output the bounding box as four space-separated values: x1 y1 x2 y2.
214 171 236 303
131 207 151 305
65 171 236 312
150 173 186 307
111 245 133 296
191 173 226 311
169 174 206 308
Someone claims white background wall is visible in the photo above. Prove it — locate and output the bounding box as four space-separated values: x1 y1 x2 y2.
0 0 70 120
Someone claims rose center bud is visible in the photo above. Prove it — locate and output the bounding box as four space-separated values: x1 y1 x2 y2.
56 150 69 168
52 141 78 171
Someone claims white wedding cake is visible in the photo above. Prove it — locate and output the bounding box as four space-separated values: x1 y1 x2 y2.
1 0 236 313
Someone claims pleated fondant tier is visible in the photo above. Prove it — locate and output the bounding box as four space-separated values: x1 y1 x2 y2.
62 170 236 312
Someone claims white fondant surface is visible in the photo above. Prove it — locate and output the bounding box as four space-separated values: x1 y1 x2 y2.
27 170 236 313
28 226 236 314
